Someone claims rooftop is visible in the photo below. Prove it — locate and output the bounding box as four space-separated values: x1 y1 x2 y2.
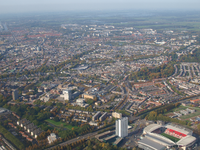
177 135 196 146
138 137 165 150
143 124 161 133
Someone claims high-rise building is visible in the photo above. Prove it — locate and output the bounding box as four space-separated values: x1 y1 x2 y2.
61 89 72 100
12 90 19 100
116 117 128 138
37 47 40 51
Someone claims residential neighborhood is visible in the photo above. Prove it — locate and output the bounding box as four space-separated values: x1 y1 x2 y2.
1 10 200 150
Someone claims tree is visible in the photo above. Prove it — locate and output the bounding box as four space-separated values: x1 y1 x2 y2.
94 97 98 102
197 124 200 131
54 117 60 122
47 129 51 134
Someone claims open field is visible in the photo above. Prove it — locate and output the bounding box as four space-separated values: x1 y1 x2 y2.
160 133 180 142
45 119 79 130
180 111 200 119
165 105 188 115
46 119 63 126
170 105 188 112
109 14 200 31
65 124 79 130
166 105 200 113
165 105 200 120
6 11 200 31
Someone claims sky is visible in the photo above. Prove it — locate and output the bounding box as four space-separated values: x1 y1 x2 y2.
0 0 200 14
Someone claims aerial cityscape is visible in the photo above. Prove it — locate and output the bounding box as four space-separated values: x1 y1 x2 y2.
1 1 200 150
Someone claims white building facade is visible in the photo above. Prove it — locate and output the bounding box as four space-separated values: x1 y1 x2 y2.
116 117 128 138
60 89 72 100
47 133 58 144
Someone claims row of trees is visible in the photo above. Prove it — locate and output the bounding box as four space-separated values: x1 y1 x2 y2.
0 124 25 149
135 103 180 118
143 103 192 126
97 126 115 134
59 124 95 139
145 112 191 126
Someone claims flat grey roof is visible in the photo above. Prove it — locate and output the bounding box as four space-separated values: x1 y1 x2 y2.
0 107 8 113
138 137 165 150
146 133 175 146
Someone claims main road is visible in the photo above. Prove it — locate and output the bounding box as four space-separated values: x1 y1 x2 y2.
46 132 98 150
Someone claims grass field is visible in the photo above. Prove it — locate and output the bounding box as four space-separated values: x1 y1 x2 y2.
160 133 180 142
165 105 187 115
46 119 63 125
166 105 200 119
169 105 200 119
180 111 200 119
45 119 79 130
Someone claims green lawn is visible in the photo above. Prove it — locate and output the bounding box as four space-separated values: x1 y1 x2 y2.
166 105 200 117
46 119 63 125
170 106 200 119
175 105 200 111
45 119 79 130
160 133 180 142
165 105 187 114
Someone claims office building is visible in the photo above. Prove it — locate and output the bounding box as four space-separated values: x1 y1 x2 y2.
116 117 128 138
60 88 72 100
